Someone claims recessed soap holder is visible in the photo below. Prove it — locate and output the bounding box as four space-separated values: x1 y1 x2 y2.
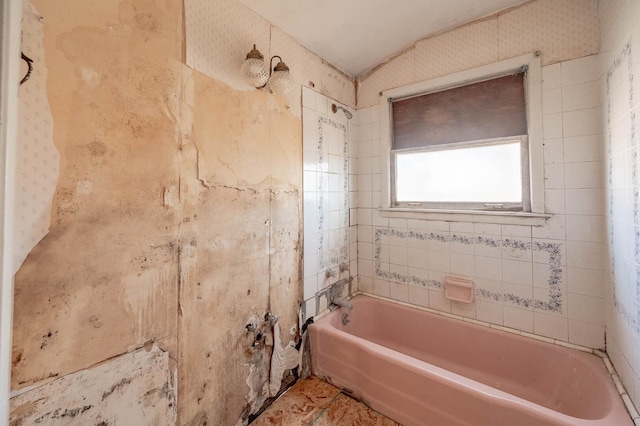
444 276 474 303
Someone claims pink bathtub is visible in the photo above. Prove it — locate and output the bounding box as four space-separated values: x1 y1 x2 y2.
310 295 632 426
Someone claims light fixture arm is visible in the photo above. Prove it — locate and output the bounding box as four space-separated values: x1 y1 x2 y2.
256 55 288 89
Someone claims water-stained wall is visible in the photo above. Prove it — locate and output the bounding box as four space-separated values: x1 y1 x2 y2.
10 0 353 424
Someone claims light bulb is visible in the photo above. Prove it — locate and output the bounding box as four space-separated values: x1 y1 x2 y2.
269 60 293 96
241 45 269 88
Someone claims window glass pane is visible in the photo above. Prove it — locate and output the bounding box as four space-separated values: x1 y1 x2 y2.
395 142 522 203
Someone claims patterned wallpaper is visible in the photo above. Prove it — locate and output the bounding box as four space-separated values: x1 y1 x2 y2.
184 0 355 116
357 0 598 107
15 1 59 273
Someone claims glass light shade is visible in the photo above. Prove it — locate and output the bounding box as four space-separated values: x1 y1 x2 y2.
241 57 269 88
269 69 293 96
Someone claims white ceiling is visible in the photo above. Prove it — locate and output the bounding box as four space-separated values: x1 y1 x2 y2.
237 0 528 77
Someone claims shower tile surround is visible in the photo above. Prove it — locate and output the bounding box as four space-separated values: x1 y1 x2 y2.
302 87 357 319
600 0 640 417
292 0 640 419
352 57 606 349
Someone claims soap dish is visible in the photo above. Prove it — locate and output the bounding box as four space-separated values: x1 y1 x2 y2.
444 276 474 303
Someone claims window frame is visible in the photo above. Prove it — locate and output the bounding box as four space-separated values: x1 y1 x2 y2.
379 53 547 225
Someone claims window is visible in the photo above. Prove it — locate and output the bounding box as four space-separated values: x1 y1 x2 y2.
391 73 529 211
379 53 546 223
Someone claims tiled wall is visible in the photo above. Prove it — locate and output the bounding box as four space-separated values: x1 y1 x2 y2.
302 87 357 320
600 0 640 411
353 0 606 348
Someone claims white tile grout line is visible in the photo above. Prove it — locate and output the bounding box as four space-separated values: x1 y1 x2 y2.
313 291 640 422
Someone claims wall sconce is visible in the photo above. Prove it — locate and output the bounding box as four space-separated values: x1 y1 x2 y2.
241 44 293 96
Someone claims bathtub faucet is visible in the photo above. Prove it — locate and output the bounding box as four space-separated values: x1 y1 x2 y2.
330 295 353 311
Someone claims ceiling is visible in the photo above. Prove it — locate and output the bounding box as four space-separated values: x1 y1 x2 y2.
237 0 528 77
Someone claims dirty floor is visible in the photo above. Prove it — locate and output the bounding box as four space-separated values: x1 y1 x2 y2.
252 376 400 425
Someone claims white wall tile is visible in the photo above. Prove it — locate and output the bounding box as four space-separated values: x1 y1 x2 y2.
429 289 451 313
451 302 475 318
563 107 603 137
569 320 605 348
390 282 409 302
544 164 564 188
562 80 602 111
502 259 533 286
503 306 534 333
567 266 604 297
543 138 564 164
372 279 390 298
566 240 603 269
543 113 564 139
565 215 605 243
408 286 429 308
475 256 502 281
565 188 604 215
450 253 474 277
563 134 603 163
542 63 562 90
568 293 604 324
534 312 569 340
476 301 504 325
543 88 563 114
561 54 601 87
544 189 566 213
563 162 602 189
428 250 451 273
304 275 317 300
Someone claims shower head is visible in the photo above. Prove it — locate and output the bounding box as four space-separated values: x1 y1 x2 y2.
331 103 353 120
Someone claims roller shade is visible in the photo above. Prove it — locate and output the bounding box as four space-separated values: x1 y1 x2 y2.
391 73 527 150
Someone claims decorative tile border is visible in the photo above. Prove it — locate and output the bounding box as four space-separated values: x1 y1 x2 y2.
606 41 640 335
373 228 563 313
317 116 349 269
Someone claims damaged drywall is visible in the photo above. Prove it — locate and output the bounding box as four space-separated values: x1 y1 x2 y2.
9 345 176 425
12 0 304 424
177 69 302 425
11 0 183 389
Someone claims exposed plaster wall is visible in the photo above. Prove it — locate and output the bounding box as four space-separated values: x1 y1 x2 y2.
12 0 183 389
11 0 313 424
177 69 302 425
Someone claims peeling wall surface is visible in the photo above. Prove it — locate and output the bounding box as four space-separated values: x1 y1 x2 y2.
10 346 176 425
9 0 332 424
15 1 59 272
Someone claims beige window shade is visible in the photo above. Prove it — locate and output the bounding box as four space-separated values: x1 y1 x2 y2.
391 73 527 150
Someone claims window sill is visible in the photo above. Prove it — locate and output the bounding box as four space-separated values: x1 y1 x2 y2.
379 208 550 226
